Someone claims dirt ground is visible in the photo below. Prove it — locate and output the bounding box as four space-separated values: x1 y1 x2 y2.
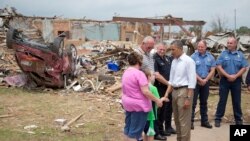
168 121 230 141
167 89 250 141
0 87 249 141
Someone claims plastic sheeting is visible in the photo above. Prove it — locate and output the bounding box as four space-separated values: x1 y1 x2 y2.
42 19 54 43
71 22 85 40
4 74 28 87
82 23 120 41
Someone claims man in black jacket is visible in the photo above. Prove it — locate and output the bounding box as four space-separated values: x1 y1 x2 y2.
246 69 250 91
154 43 176 139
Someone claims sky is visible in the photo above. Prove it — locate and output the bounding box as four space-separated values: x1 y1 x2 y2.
1 0 249 31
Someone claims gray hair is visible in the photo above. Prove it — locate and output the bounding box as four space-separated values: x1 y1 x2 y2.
155 42 166 49
197 39 207 47
171 40 183 50
142 36 154 43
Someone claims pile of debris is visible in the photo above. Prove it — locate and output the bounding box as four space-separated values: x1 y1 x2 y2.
0 30 136 94
68 40 135 94
0 6 249 93
205 32 250 58
0 8 20 83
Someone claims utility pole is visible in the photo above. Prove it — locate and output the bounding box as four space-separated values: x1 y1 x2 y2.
234 9 237 36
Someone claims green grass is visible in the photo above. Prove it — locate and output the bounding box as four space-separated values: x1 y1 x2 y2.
0 128 59 141
0 105 4 114
0 128 122 141
0 87 124 141
0 128 33 141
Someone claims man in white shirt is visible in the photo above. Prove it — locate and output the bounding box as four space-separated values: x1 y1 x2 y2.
164 40 196 141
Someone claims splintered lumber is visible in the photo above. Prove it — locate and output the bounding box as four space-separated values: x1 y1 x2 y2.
106 82 122 93
98 74 115 81
0 114 14 118
65 113 84 127
0 43 6 47
61 112 84 132
92 54 114 61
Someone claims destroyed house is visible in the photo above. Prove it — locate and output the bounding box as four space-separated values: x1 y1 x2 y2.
6 16 152 44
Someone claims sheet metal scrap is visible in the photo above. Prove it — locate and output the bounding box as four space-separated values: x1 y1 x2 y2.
205 32 250 54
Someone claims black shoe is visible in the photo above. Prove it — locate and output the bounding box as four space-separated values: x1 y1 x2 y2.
201 122 213 129
214 121 220 127
166 127 177 134
191 122 194 130
154 134 167 140
160 130 171 136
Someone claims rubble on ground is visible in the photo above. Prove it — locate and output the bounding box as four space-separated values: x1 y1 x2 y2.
0 6 249 93
205 32 250 57
0 30 136 94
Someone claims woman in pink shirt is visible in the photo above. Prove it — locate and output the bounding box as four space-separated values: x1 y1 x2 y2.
122 52 163 141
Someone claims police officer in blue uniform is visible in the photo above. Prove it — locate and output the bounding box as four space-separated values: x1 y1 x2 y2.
215 37 248 127
154 43 176 140
191 40 216 129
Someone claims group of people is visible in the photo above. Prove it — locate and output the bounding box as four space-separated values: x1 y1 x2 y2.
121 36 249 141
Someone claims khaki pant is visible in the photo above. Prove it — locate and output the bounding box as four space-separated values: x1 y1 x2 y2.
172 88 193 141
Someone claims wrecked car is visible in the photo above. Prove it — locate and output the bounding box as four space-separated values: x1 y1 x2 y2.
6 27 77 88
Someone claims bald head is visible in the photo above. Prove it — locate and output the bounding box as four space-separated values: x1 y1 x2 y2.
197 40 207 55
227 37 237 51
141 36 155 53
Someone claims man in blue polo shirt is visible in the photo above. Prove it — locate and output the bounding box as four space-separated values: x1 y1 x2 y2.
191 40 216 129
215 37 248 127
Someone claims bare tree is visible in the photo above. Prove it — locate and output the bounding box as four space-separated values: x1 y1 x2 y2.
189 25 202 38
237 26 250 35
210 15 228 33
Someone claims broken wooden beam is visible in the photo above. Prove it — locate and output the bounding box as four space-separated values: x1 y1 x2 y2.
0 114 14 118
92 54 114 61
106 82 122 93
61 112 84 132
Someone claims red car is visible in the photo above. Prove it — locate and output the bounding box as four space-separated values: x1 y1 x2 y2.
6 27 77 88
